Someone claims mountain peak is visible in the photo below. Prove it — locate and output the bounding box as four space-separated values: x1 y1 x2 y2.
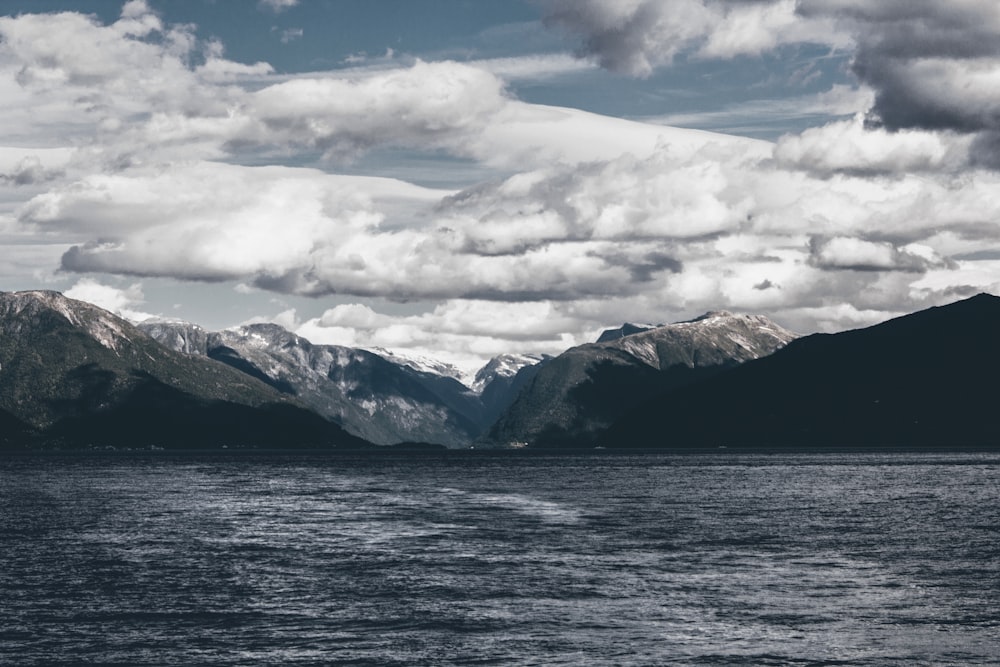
472 353 545 393
686 310 735 320
0 289 134 352
227 322 306 349
595 322 660 343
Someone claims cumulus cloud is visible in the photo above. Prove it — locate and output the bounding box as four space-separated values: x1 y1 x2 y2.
809 236 953 273
231 61 511 160
0 155 62 186
0 3 196 105
798 1 1000 128
794 1 1000 166
775 115 974 175
27 137 1000 331
64 277 157 321
538 0 848 76
539 0 1000 169
0 1 269 173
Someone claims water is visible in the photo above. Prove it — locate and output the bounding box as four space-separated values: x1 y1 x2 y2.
2 452 998 666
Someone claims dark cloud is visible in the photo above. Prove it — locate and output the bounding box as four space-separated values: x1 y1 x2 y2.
0 157 62 185
753 279 777 290
968 131 1000 170
593 249 683 282
798 1 1000 137
536 0 842 76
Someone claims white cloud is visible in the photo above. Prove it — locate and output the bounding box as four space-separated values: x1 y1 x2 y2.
775 115 974 174
469 53 597 80
809 236 951 272
278 27 303 44
233 60 511 160
64 277 156 321
258 0 298 13
795 1 1000 166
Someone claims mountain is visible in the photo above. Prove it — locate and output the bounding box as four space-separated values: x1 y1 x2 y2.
474 353 551 426
140 321 492 446
367 347 471 385
0 291 369 450
602 293 1000 449
484 312 797 448
595 322 659 343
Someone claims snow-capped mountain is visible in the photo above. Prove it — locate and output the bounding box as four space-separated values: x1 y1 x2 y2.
367 347 473 386
471 353 545 394
484 311 798 448
594 322 660 343
472 353 551 426
140 321 491 446
0 291 366 450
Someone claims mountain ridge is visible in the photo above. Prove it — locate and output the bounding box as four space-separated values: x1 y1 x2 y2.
139 320 540 446
484 311 798 448
0 291 369 450
601 293 1000 449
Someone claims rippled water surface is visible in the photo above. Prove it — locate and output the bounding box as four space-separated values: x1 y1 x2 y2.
2 452 999 665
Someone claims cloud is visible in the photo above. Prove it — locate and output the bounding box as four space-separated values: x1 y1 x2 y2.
64 277 156 321
0 2 762 175
809 236 952 272
795 1 1000 165
539 0 1000 169
537 0 848 76
30 135 1000 328
469 53 597 80
0 4 191 101
0 155 63 186
258 0 298 13
278 27 303 44
643 84 875 136
0 1 269 170
31 162 449 286
774 115 974 175
231 61 511 160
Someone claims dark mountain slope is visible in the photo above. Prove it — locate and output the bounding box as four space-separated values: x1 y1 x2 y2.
603 293 1000 449
476 353 551 426
139 321 486 446
485 312 797 447
0 291 368 449
0 408 36 450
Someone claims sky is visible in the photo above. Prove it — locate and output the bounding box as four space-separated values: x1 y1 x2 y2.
2 0 999 374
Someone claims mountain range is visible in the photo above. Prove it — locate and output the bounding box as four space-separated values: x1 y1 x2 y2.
2 289 998 450
138 320 538 447
0 291 368 450
484 312 796 448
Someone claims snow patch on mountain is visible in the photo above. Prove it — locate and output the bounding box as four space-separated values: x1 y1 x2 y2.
367 347 474 386
0 290 134 352
472 353 545 393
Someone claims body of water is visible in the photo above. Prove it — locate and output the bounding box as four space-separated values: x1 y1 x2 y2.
2 451 998 665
